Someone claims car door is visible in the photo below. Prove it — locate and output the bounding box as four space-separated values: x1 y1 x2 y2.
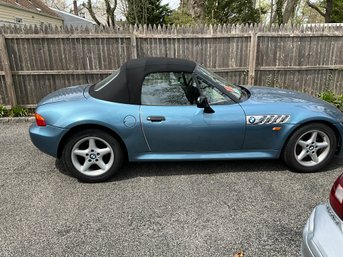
140 71 246 153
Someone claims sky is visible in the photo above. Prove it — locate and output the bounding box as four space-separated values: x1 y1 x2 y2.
162 0 179 9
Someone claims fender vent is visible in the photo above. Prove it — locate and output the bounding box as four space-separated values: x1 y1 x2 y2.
246 115 290 125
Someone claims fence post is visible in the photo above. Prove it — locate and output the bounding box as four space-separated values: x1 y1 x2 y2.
248 32 258 85
0 34 17 107
130 33 137 59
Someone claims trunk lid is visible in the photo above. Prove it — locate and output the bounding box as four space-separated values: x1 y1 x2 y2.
38 84 89 106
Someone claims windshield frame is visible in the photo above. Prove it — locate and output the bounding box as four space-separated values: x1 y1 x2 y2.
194 65 244 102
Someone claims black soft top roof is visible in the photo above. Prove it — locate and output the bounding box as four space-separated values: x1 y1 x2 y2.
89 57 197 104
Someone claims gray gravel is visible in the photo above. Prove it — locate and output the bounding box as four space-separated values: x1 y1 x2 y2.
1 123 342 257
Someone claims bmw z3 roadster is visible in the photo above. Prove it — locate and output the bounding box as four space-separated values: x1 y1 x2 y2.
29 57 343 182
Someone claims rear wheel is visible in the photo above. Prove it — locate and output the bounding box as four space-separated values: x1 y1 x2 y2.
283 123 337 172
62 129 123 182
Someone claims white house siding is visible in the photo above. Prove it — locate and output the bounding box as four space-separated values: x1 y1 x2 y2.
0 4 63 27
52 8 95 29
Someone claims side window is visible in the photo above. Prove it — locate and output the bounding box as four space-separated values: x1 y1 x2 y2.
197 77 231 105
141 72 199 106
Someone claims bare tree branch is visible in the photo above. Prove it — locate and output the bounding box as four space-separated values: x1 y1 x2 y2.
283 0 300 23
325 0 333 23
83 0 103 26
117 0 128 19
104 0 117 27
306 0 325 17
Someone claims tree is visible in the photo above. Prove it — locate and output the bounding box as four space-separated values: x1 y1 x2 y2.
289 0 324 24
83 0 117 27
181 0 205 20
205 0 260 24
179 0 260 24
258 0 341 25
269 0 302 25
124 0 172 25
165 9 195 25
306 0 343 22
306 0 331 22
275 0 284 25
331 0 343 22
283 0 300 23
43 0 67 10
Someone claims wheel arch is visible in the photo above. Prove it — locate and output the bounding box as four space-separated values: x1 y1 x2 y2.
57 123 128 160
281 120 342 157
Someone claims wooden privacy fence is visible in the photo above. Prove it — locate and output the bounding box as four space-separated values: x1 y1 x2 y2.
0 23 343 107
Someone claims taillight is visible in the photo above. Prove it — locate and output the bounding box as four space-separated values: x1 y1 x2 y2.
329 174 343 220
35 113 46 126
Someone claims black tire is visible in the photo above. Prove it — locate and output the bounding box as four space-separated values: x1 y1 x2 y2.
62 129 123 182
283 123 337 172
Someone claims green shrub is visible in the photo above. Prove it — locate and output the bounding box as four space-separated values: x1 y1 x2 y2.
319 90 336 103
318 90 343 111
0 105 7 117
336 94 343 107
8 106 29 117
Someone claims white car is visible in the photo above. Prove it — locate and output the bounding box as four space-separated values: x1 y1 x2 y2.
302 173 343 257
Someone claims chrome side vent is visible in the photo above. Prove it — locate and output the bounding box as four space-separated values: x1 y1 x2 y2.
246 115 290 125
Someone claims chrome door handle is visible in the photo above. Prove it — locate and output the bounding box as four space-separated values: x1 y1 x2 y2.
147 116 166 122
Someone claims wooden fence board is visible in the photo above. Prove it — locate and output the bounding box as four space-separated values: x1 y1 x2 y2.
0 76 8 104
255 69 343 95
0 34 16 106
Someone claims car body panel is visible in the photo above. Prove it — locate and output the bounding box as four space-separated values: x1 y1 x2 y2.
241 87 343 124
140 103 246 153
243 123 296 151
130 150 278 161
31 95 149 158
240 87 343 152
302 203 343 257
38 84 88 106
30 124 67 157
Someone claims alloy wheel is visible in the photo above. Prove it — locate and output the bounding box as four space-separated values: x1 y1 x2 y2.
294 130 330 167
71 136 114 176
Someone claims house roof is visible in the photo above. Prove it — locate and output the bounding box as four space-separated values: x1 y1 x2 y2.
51 8 96 25
0 0 61 19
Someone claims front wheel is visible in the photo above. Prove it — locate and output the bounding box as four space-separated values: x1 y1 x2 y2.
283 123 337 172
62 129 123 182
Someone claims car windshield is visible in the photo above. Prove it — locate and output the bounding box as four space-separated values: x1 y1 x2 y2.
94 69 120 91
195 65 242 99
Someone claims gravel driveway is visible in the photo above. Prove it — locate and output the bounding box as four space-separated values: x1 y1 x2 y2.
1 122 342 257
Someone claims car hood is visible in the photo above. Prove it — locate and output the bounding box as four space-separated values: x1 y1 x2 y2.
38 84 89 106
245 86 325 104
240 86 343 122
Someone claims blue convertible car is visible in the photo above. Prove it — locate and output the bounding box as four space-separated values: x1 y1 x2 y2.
30 57 343 182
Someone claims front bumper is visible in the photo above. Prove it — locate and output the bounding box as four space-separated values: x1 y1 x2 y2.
29 123 66 157
301 203 343 257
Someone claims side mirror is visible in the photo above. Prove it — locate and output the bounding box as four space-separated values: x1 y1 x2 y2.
196 96 215 113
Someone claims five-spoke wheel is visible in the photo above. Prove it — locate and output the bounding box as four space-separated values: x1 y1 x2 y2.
63 129 123 182
71 137 114 176
283 123 337 172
